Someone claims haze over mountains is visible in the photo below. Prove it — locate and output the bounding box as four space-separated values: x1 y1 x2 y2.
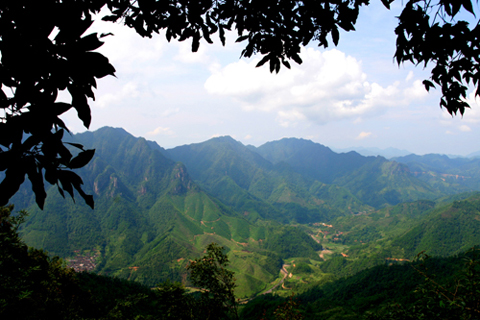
331 146 413 158
13 127 480 297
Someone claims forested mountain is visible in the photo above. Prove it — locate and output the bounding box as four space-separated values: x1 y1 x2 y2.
255 138 372 183
15 128 320 296
332 146 412 158
12 127 480 301
253 138 441 208
392 193 480 257
393 153 480 193
311 192 480 280
166 136 370 223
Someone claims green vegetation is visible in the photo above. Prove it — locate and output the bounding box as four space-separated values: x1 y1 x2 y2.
263 226 322 260
2 208 240 319
241 250 480 320
3 0 480 317
187 243 239 319
7 128 480 319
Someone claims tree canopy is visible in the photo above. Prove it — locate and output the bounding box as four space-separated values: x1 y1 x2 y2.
0 0 478 208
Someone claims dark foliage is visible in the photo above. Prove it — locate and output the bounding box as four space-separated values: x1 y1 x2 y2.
366 249 480 320
1 208 240 319
395 0 480 116
0 205 84 319
242 251 474 319
187 243 239 320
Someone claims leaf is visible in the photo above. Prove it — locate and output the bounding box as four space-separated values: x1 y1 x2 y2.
79 192 94 209
26 164 46 210
0 167 26 207
61 170 94 209
68 149 95 169
58 143 73 164
192 32 200 52
203 27 213 44
65 142 85 150
101 15 120 22
99 32 114 38
58 171 75 200
423 80 436 92
444 2 452 16
44 168 58 185
79 33 104 52
54 118 70 132
0 89 8 109
291 53 303 65
462 0 475 15
451 1 461 16
22 135 41 151
219 26 226 46
69 86 91 128
55 18 94 44
235 35 248 43
270 58 276 73
256 55 270 68
331 27 340 46
84 52 116 79
380 0 392 9
57 185 65 198
53 102 73 116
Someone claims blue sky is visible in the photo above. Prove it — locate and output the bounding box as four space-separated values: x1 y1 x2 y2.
61 1 480 156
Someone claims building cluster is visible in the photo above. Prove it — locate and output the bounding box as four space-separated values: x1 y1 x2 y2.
67 250 99 272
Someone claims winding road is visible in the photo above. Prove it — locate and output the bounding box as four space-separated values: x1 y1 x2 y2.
263 264 289 295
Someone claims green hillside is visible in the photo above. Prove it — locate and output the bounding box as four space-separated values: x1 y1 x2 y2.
255 138 441 208
241 251 473 320
17 127 321 297
255 138 372 183
393 193 480 257
294 193 480 280
167 136 372 223
12 127 480 301
394 153 480 193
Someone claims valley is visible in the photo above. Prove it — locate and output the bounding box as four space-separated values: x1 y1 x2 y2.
10 126 480 318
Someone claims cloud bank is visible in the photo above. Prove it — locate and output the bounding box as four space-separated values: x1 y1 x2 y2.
205 48 428 127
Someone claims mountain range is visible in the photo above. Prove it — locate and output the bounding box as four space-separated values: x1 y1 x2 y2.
12 127 480 297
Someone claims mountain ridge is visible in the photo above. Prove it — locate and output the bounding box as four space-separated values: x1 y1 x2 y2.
12 126 480 298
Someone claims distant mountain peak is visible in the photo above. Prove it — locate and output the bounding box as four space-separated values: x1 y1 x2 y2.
331 146 412 159
207 135 242 145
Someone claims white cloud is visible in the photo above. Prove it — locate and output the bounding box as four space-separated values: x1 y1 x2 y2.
461 91 480 124
355 131 372 140
95 81 140 108
403 80 428 100
205 48 427 127
277 109 307 127
91 16 166 69
459 125 472 132
147 126 175 136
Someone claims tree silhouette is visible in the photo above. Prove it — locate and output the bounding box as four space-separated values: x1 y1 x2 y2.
187 243 238 320
1 0 478 208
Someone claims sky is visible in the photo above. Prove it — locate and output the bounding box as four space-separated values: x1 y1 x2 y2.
61 1 480 156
